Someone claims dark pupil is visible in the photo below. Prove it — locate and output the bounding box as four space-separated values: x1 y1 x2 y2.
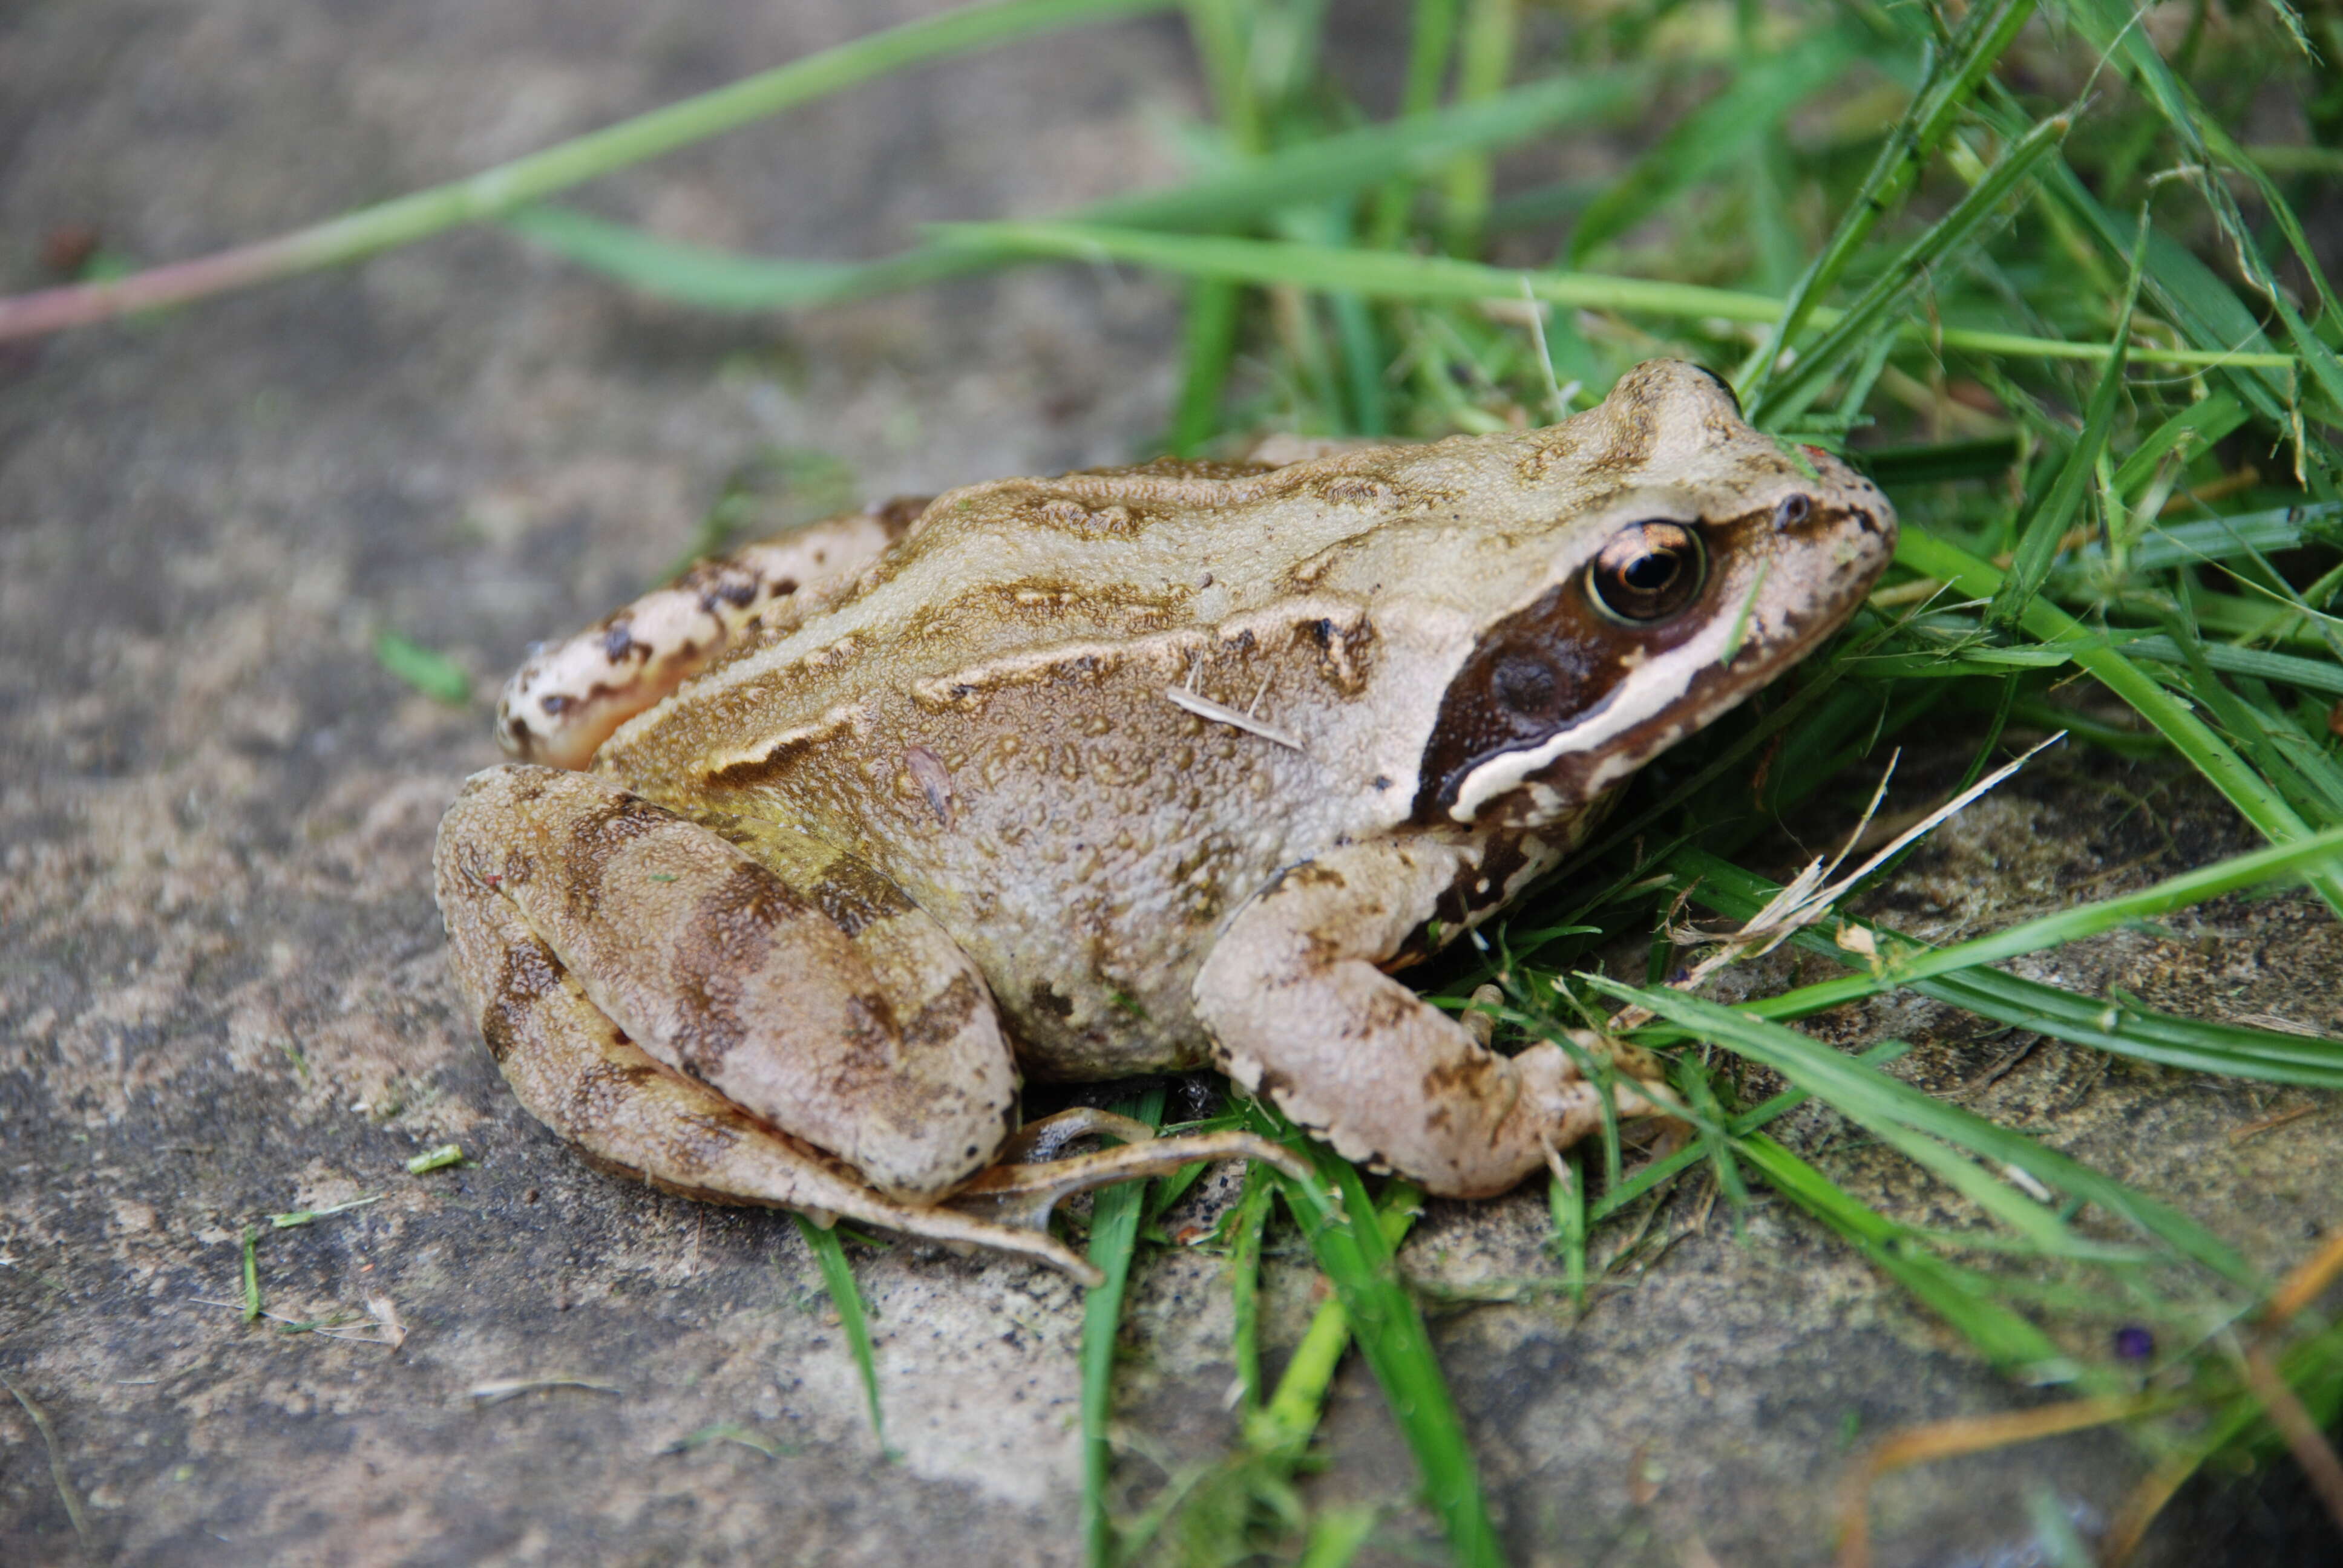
1621 550 1677 591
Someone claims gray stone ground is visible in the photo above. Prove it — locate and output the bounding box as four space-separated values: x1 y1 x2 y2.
2 2 2339 1564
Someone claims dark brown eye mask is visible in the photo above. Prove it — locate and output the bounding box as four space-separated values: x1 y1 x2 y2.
1412 500 1820 822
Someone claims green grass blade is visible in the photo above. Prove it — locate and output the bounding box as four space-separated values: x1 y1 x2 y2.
2100 501 2343 572
1297 1504 1380 1568
1083 1089 1165 1568
1736 0 2037 402
1547 1153 1586 1305
2054 0 2343 443
1772 824 2340 993
1987 222 2143 626
373 630 473 705
791 1215 895 1459
1366 0 1462 249
508 68 1646 312
1565 1045 1912 1228
1181 0 1264 155
1249 1108 1501 1568
1662 848 2343 1088
0 0 1179 341
2153 606 2343 828
1246 1180 1423 1455
1570 27 1863 263
940 223 2296 370
1225 1165 1276 1416
1170 279 1244 455
1735 1135 2065 1373
1750 113 2071 425
1439 0 1520 256
1895 527 2343 914
1094 68 1649 233
1588 978 2259 1287
2108 393 2247 503
2010 115 2300 436
502 208 967 308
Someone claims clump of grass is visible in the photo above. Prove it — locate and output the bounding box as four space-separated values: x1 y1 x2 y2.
23 1 2342 1562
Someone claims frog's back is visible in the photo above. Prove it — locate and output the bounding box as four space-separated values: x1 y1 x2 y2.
592 445 1552 1075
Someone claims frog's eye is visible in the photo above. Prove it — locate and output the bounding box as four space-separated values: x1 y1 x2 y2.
1586 521 1705 624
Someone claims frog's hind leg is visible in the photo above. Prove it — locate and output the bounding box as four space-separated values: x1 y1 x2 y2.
436 763 1013 1206
497 497 930 769
439 861 1107 1281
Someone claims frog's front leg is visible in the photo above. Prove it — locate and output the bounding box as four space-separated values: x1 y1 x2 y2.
1194 834 1665 1197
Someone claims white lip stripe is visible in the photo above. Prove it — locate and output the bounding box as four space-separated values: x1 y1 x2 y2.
1448 638 1714 822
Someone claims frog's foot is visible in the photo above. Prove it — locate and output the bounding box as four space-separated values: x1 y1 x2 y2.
946 1108 1314 1234
1194 833 1672 1198
497 498 929 769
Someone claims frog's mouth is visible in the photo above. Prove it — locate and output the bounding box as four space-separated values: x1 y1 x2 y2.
1417 491 1895 826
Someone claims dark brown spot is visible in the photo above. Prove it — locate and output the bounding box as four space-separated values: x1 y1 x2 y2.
601 622 639 663
807 857 915 938
690 861 815 953
563 1054 670 1129
874 495 932 535
1421 1053 1498 1099
664 862 816 1075
903 972 984 1050
1315 475 1397 507
480 939 566 1063
561 794 680 905
1030 981 1075 1019
839 991 901 1059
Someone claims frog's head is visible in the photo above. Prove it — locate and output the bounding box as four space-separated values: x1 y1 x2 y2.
1412 359 1896 826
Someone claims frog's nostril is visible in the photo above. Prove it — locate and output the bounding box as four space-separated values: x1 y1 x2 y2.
1773 494 1812 531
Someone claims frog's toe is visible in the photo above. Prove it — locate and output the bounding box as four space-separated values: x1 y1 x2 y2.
947 1122 1314 1235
